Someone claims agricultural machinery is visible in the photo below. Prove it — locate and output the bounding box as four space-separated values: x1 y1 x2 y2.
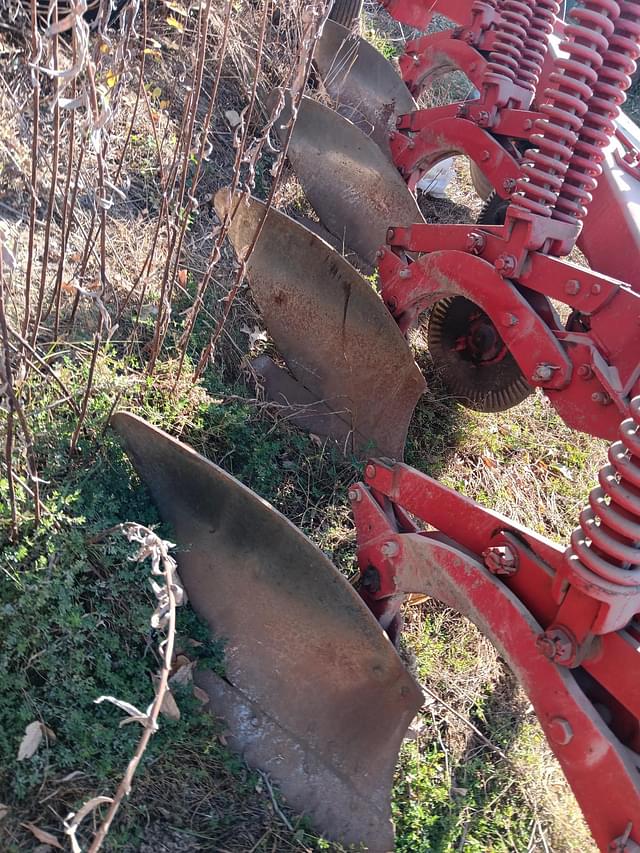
113 0 640 850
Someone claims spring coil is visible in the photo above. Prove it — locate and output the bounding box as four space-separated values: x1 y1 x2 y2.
488 0 535 84
567 396 640 587
554 0 640 222
512 0 619 217
520 0 561 91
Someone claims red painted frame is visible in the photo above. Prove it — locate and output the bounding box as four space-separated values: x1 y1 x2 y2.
350 459 640 851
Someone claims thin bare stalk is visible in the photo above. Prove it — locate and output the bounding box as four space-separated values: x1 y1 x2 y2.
29 0 61 348
69 333 101 454
23 0 42 337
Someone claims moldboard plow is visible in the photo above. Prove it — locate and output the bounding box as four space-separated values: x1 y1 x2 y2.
116 1 640 850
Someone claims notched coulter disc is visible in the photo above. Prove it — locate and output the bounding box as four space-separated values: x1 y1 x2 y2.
112 412 423 851
216 190 426 460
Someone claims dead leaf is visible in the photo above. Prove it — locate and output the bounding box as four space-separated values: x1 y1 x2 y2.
177 269 188 286
170 657 195 686
160 689 181 721
0 804 9 820
225 109 241 128
481 455 497 469
18 721 43 761
166 14 184 31
21 822 63 848
192 685 210 705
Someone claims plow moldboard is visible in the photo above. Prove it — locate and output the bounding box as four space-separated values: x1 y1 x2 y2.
112 412 423 851
315 20 417 157
216 190 426 460
272 93 425 265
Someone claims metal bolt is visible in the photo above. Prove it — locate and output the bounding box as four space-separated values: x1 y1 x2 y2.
376 248 385 259
480 149 490 161
477 111 490 127
365 463 376 480
399 267 411 279
578 364 593 380
387 228 395 241
495 254 516 275
532 363 558 382
348 489 360 503
592 391 612 405
591 283 602 295
501 312 518 327
396 115 403 127
523 118 533 130
465 231 486 255
381 541 399 558
503 177 516 193
565 279 581 295
548 717 573 746
413 53 420 65
483 545 518 576
536 626 575 665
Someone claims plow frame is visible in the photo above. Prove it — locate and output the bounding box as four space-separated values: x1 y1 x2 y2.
350 459 640 852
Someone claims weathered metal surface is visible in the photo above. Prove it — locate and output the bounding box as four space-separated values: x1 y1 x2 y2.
215 190 426 459
112 412 423 851
315 20 417 157
271 93 425 265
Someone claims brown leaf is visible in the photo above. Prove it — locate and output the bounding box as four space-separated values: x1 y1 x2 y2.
21 822 63 848
17 722 43 761
159 689 181 721
170 657 195 686
177 269 188 286
481 455 497 469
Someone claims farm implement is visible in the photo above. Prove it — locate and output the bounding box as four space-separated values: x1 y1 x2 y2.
114 0 640 850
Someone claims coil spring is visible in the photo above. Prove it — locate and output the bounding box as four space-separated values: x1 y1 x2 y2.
520 0 562 91
512 0 619 217
567 396 640 587
554 0 640 222
488 0 535 85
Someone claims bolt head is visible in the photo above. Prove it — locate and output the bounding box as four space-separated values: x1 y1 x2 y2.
348 489 360 502
495 254 516 275
387 228 395 241
480 149 490 161
565 279 581 295
548 717 573 745
532 363 557 382
364 463 376 480
501 312 517 327
578 364 593 380
399 267 411 279
591 283 602 295
592 391 612 405
376 248 385 259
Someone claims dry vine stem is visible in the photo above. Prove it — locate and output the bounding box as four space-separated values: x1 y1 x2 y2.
63 524 184 853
